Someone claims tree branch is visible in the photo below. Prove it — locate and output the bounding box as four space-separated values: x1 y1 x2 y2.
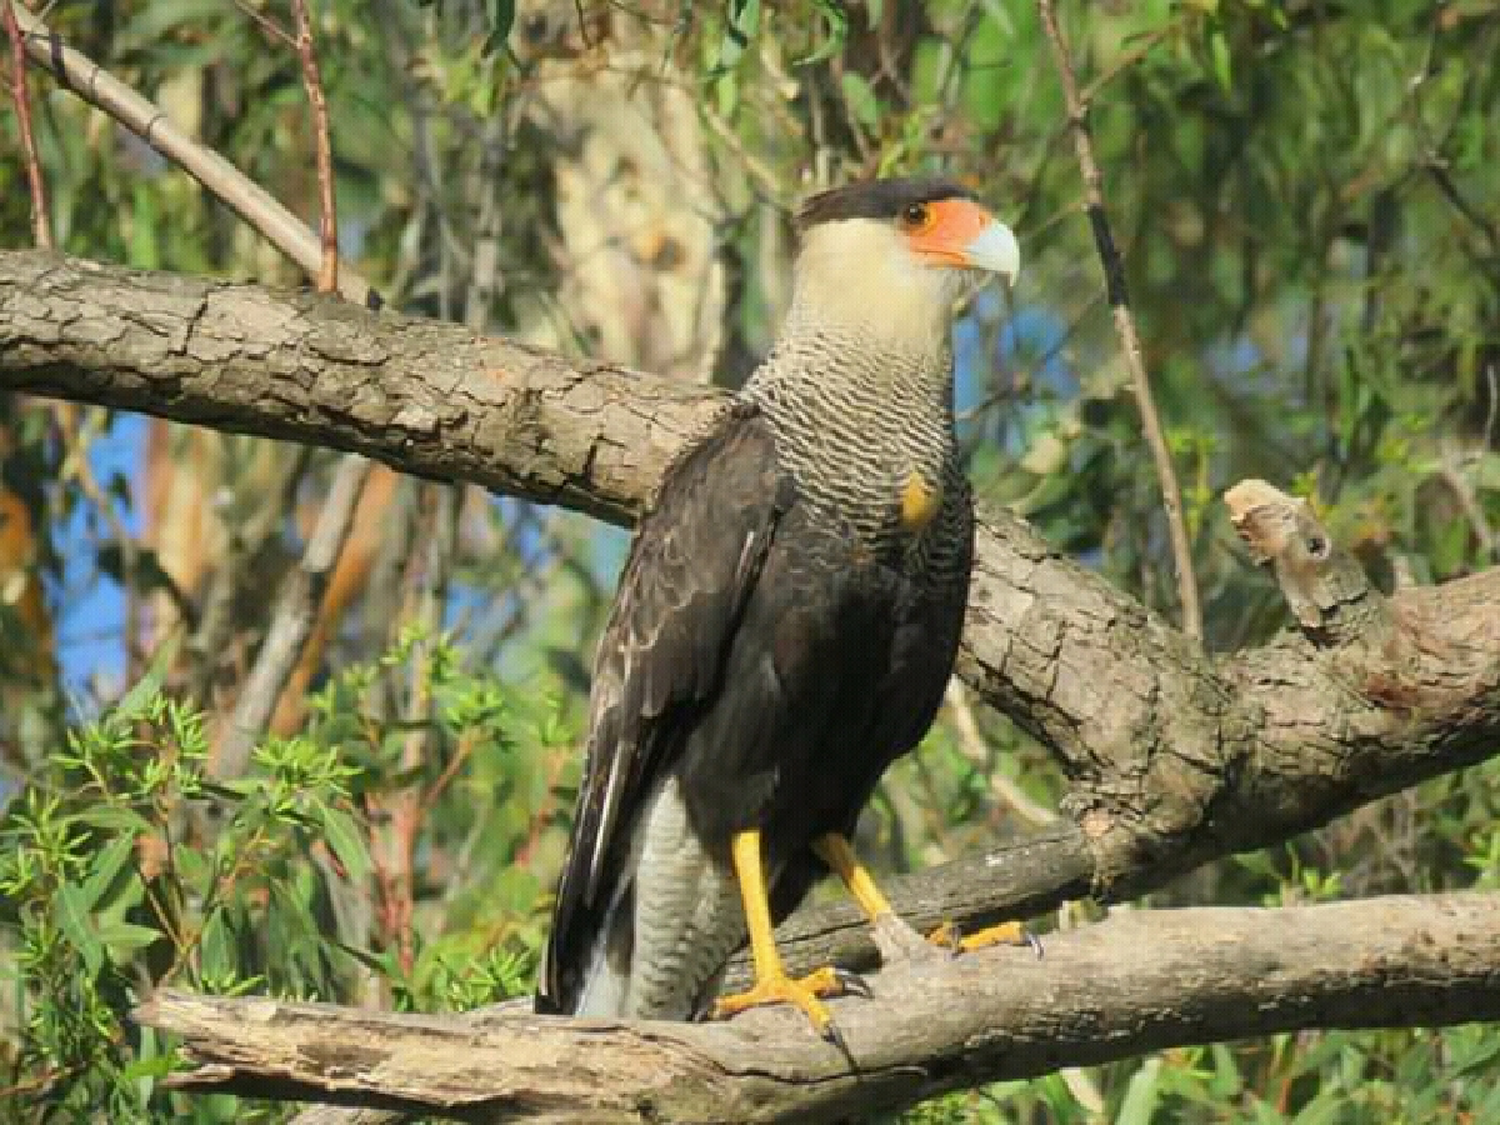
218 455 371 778
3 249 1499 978
9 3 375 305
136 893 1500 1123
0 250 721 524
1036 0 1202 640
3 0 51 250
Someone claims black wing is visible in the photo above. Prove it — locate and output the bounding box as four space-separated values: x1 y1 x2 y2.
537 405 791 1013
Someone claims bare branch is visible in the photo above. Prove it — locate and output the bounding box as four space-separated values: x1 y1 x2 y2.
3 0 50 250
217 455 372 779
8 5 374 305
291 0 339 294
1224 479 1374 637
1035 0 1202 640
136 893 1500 1123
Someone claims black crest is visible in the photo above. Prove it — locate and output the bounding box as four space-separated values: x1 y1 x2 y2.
796 177 977 232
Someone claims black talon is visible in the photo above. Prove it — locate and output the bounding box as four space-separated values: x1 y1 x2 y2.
833 968 872 998
823 1019 848 1053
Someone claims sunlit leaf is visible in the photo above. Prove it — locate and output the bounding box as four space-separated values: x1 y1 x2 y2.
321 806 373 881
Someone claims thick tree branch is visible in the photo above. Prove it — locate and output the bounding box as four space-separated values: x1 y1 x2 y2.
136 893 1500 1123
0 251 721 524
3 250 1499 980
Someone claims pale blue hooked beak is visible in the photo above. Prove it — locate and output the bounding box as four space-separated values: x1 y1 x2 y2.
962 219 1021 282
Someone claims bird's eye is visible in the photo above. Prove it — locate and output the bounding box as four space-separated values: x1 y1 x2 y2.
900 202 932 230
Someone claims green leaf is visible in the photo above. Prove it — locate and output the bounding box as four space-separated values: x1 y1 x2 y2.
715 0 761 72
1117 1057 1162 1125
115 634 180 721
482 0 515 57
96 920 163 957
321 806 373 881
75 805 153 836
1452 1028 1500 1075
54 882 105 978
796 0 849 66
840 72 881 129
78 834 138 913
120 1053 175 1082
335 939 397 977
1209 1042 1243 1098
129 184 160 271
1209 27 1232 90
198 910 234 982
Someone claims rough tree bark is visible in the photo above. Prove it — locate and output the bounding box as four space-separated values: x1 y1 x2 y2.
135 894 1500 1123
3 250 1499 1119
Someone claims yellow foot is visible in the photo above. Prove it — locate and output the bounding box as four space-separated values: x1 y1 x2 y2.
710 966 867 1042
928 919 1042 956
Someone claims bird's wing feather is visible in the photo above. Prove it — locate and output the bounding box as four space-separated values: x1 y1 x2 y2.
539 405 790 1012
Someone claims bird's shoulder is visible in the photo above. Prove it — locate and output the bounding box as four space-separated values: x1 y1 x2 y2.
610 401 796 640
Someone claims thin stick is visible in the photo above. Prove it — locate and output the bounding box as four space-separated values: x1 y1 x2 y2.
291 0 338 294
1036 0 1202 640
373 483 458 974
3 0 51 249
8 4 375 305
216 455 371 779
944 680 1058 829
232 0 296 49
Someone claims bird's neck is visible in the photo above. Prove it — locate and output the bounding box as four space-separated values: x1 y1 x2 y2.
739 317 959 540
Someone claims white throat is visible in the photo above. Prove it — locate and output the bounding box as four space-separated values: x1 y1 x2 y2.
782 218 963 354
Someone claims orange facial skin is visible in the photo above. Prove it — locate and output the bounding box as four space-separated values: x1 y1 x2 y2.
899 197 1002 267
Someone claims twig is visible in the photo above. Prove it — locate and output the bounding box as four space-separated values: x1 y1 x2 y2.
944 680 1058 829
291 0 339 294
1437 442 1499 563
184 447 312 708
1035 0 1202 640
372 483 459 973
216 455 372 779
2 0 50 249
232 0 296 49
8 4 376 305
1423 155 1500 255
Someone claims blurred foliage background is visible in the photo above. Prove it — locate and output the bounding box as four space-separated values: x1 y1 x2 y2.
2 0 1499 1121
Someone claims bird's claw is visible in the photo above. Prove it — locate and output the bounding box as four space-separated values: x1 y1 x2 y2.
926 920 963 957
830 966 872 999
710 964 865 1042
926 918 1041 957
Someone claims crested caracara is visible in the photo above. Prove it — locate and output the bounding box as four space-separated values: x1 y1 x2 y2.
536 177 1023 1040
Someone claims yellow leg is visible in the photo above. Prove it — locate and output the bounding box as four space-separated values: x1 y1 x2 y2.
815 832 1038 957
813 833 895 920
710 830 855 1040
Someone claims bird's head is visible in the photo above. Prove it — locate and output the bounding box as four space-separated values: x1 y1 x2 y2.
789 177 1019 348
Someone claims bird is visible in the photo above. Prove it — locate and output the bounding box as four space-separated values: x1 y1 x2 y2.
535 176 1022 1040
